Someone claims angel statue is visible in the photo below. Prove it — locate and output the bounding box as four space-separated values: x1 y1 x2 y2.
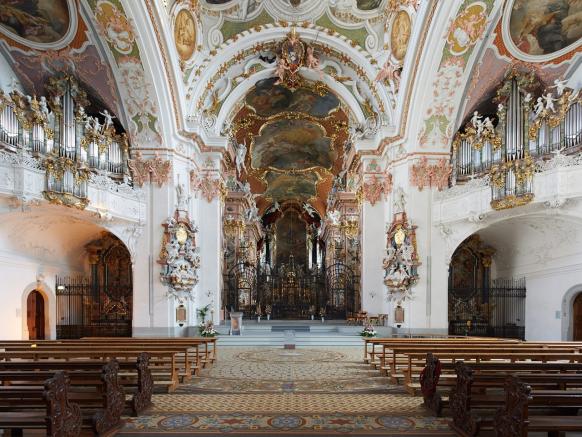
543 93 556 112
393 186 406 213
100 109 116 132
235 141 247 176
303 202 317 218
305 46 323 79
265 201 281 215
375 59 402 94
327 209 341 226
551 78 568 96
39 96 50 118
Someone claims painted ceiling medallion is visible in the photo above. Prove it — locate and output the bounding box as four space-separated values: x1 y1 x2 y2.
447 1 487 56
502 0 582 62
174 8 197 61
391 10 412 61
0 0 77 49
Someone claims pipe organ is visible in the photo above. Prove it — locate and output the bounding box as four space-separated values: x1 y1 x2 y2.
0 76 130 209
452 70 582 210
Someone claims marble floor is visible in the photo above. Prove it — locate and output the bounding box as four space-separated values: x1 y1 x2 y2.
119 346 453 435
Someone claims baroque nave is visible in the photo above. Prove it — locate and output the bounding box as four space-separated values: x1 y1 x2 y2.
0 0 582 435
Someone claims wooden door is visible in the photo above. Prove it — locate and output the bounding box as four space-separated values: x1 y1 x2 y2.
26 290 45 340
573 293 582 341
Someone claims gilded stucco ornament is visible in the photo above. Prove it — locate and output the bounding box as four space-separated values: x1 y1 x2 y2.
127 152 172 187
410 157 452 191
159 210 201 299
383 206 420 302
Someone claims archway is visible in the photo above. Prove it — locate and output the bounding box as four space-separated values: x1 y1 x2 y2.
573 293 582 341
26 290 45 340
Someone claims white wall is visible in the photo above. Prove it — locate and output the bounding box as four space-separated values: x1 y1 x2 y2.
525 264 582 340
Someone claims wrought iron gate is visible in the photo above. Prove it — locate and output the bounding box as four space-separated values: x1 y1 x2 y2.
448 278 526 339
325 262 356 319
56 274 132 339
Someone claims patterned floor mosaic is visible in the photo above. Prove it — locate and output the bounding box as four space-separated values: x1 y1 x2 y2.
119 346 453 435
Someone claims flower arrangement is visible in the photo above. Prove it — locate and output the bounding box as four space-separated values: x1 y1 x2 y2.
265 304 272 315
199 320 217 337
360 324 377 338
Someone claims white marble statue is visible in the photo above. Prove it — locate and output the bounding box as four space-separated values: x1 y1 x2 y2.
39 96 50 118
552 79 568 96
303 202 317 218
176 183 190 210
327 209 341 226
393 186 406 213
100 109 115 132
543 93 556 112
236 141 247 176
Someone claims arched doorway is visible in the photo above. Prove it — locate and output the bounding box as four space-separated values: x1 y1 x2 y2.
26 290 45 340
573 293 582 341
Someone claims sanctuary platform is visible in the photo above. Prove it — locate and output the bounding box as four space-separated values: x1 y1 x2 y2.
208 320 394 346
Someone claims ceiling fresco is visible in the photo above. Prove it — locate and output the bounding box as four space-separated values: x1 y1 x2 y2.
246 78 340 118
233 78 348 215
252 119 335 171
263 172 319 202
0 0 71 45
174 8 197 61
507 0 582 57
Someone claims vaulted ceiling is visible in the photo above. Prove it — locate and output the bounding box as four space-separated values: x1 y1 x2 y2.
1 0 581 218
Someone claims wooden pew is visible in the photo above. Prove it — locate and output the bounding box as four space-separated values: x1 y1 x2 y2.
0 371 82 436
495 375 582 437
0 360 125 436
1 343 196 383
440 361 582 436
363 337 517 364
0 352 153 416
0 349 179 392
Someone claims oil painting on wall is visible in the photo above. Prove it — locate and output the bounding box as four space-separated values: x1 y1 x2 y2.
251 119 335 171
0 0 70 44
391 11 411 61
264 173 318 202
508 0 582 56
246 78 340 118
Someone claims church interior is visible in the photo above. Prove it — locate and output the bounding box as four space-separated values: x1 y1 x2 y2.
0 0 582 435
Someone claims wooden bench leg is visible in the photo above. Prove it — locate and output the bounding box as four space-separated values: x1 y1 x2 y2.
44 371 82 437
93 359 125 435
131 353 153 416
449 362 479 437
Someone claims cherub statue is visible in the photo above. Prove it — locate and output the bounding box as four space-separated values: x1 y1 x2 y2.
274 58 288 85
523 92 532 104
551 78 568 96
470 111 483 136
305 46 323 78
39 96 50 118
534 97 545 116
375 58 401 89
483 117 494 133
543 93 556 112
100 109 115 132
235 141 247 176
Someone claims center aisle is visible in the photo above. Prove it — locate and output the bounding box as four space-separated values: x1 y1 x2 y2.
119 346 452 435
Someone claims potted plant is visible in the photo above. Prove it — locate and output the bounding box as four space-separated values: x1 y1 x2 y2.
360 323 377 338
199 320 218 337
319 307 325 323
265 304 272 321
197 304 210 324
